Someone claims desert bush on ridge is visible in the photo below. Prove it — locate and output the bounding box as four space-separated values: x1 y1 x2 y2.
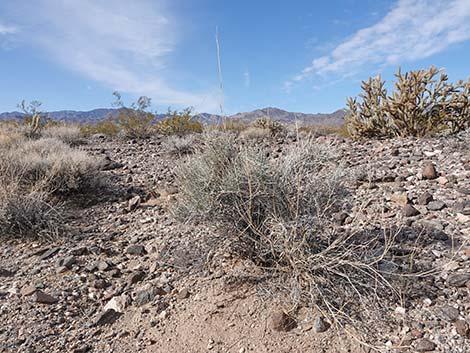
346 66 470 138
174 132 406 327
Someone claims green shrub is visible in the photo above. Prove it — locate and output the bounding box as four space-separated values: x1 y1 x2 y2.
346 66 470 138
155 108 203 136
296 123 351 138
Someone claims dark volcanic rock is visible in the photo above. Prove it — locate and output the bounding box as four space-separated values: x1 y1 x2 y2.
34 290 58 304
415 338 436 352
126 244 146 255
427 201 446 211
0 268 14 277
403 204 420 217
271 311 296 332
417 192 433 205
447 273 470 288
40 247 60 260
93 309 122 326
422 163 438 180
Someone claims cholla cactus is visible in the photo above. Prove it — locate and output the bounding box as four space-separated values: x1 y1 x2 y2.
17 100 44 139
346 66 470 138
385 66 448 137
345 75 390 138
30 112 41 136
253 117 284 136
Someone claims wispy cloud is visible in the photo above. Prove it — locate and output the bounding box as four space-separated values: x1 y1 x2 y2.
0 23 18 34
243 70 251 87
0 0 218 112
287 0 470 88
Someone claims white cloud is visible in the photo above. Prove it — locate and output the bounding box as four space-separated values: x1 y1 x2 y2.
0 0 218 112
287 0 470 86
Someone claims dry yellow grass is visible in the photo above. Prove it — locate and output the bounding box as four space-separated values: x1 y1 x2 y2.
0 132 103 238
239 126 271 139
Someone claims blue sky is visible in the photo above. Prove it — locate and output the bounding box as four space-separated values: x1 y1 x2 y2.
1 0 470 114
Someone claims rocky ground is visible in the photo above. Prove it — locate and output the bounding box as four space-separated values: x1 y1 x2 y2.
0 131 469 353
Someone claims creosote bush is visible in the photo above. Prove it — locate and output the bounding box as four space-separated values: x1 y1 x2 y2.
80 117 120 138
346 66 470 138
174 132 406 329
113 93 155 138
155 108 203 136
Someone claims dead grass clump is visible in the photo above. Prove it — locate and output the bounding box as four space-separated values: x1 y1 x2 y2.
0 186 62 239
1 137 102 194
0 136 104 238
239 126 271 140
174 133 406 332
217 118 250 134
42 124 85 146
0 129 23 149
296 123 350 138
163 135 197 156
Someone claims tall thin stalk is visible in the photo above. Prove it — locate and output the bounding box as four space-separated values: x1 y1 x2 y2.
215 26 225 126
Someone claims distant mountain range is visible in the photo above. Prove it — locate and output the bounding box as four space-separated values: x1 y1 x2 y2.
0 107 346 125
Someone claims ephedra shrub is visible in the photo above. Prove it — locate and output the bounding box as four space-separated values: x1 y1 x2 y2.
174 132 409 332
346 66 470 138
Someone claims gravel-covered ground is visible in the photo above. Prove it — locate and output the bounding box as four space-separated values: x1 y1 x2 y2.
1 131 469 353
